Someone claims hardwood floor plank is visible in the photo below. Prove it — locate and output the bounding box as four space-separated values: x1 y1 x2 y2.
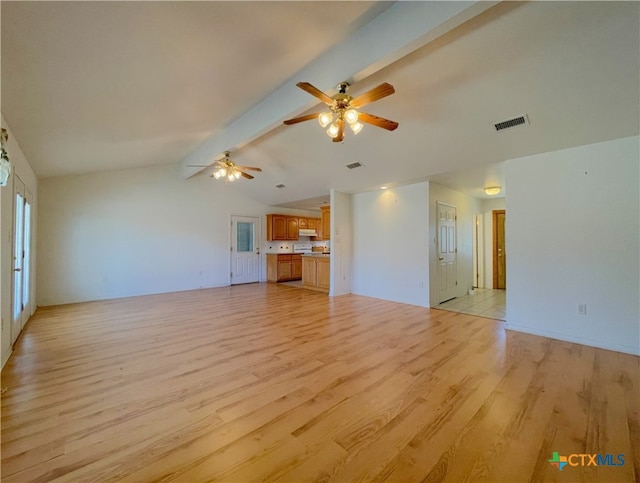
1 283 637 482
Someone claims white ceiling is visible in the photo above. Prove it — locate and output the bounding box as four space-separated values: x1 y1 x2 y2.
2 1 638 209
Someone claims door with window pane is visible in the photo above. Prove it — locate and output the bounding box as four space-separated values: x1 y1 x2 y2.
12 176 32 343
231 216 260 285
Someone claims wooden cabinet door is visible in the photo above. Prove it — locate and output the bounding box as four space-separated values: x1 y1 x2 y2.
307 218 317 230
278 259 292 280
317 259 330 291
267 254 278 282
302 257 317 287
291 255 302 279
298 218 308 229
267 215 288 240
273 216 287 240
315 217 323 240
320 207 330 240
286 217 299 240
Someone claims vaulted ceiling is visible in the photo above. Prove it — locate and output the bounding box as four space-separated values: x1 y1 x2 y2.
2 1 638 208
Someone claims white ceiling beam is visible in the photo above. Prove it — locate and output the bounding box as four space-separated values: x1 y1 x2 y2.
179 1 498 179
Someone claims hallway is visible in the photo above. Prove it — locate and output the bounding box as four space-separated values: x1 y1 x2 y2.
437 288 505 320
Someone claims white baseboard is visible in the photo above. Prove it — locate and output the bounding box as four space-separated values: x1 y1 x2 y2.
505 323 640 356
2 348 11 370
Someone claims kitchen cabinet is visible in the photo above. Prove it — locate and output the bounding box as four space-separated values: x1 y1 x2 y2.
299 218 308 229
302 255 330 293
286 217 299 240
312 207 329 241
320 206 330 241
266 214 299 241
266 215 287 240
316 257 330 291
267 254 302 282
292 255 302 279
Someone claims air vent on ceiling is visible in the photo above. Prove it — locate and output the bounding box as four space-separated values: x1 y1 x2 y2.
275 184 286 189
494 114 529 132
346 161 363 169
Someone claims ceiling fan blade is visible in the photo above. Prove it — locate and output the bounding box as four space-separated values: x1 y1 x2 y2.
358 112 399 131
283 113 320 125
240 172 254 180
296 82 334 105
333 119 344 143
237 166 262 172
350 83 395 109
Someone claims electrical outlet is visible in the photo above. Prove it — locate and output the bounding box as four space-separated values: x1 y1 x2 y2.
577 304 587 315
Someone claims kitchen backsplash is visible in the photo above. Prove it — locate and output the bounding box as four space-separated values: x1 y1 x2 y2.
264 238 329 254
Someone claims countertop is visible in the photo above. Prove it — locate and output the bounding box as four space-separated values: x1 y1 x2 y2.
302 253 330 257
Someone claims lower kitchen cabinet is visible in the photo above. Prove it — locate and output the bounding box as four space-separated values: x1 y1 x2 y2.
267 254 302 282
302 256 330 293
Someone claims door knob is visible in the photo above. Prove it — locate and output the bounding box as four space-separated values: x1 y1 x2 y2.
13 268 21 272
438 257 444 261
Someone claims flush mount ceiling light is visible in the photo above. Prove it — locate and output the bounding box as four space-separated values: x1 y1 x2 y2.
283 81 398 142
484 186 502 195
188 151 262 182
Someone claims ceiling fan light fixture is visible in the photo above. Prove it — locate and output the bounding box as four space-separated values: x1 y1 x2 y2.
344 108 359 124
318 112 333 127
327 123 339 138
349 121 363 135
484 186 501 195
283 81 397 142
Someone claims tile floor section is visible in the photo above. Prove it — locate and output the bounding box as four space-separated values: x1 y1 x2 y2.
437 288 506 321
278 282 506 321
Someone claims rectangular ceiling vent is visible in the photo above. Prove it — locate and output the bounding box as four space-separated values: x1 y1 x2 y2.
275 184 286 189
494 114 529 132
346 161 363 169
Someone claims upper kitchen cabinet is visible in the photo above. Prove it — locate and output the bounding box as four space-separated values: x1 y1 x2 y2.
286 217 299 240
266 214 299 241
266 214 286 240
320 206 330 240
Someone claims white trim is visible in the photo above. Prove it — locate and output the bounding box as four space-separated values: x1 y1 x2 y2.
505 323 640 356
2 348 12 369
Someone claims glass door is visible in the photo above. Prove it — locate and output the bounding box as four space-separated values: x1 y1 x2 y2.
11 176 32 343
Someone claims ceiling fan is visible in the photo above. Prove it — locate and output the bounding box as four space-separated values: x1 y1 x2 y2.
283 81 398 142
188 151 262 181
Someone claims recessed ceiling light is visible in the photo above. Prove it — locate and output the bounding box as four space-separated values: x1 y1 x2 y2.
380 186 388 190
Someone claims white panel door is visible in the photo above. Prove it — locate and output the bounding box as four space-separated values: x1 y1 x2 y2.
231 216 260 285
437 202 457 303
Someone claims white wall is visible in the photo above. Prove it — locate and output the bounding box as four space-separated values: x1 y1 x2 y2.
37 164 314 306
330 190 352 296
352 182 430 307
505 136 639 355
429 182 482 305
480 197 506 288
1 118 38 368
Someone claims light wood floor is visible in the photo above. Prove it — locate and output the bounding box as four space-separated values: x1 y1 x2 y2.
1 283 638 482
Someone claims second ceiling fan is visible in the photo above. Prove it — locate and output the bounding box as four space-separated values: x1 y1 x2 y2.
283 81 398 142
